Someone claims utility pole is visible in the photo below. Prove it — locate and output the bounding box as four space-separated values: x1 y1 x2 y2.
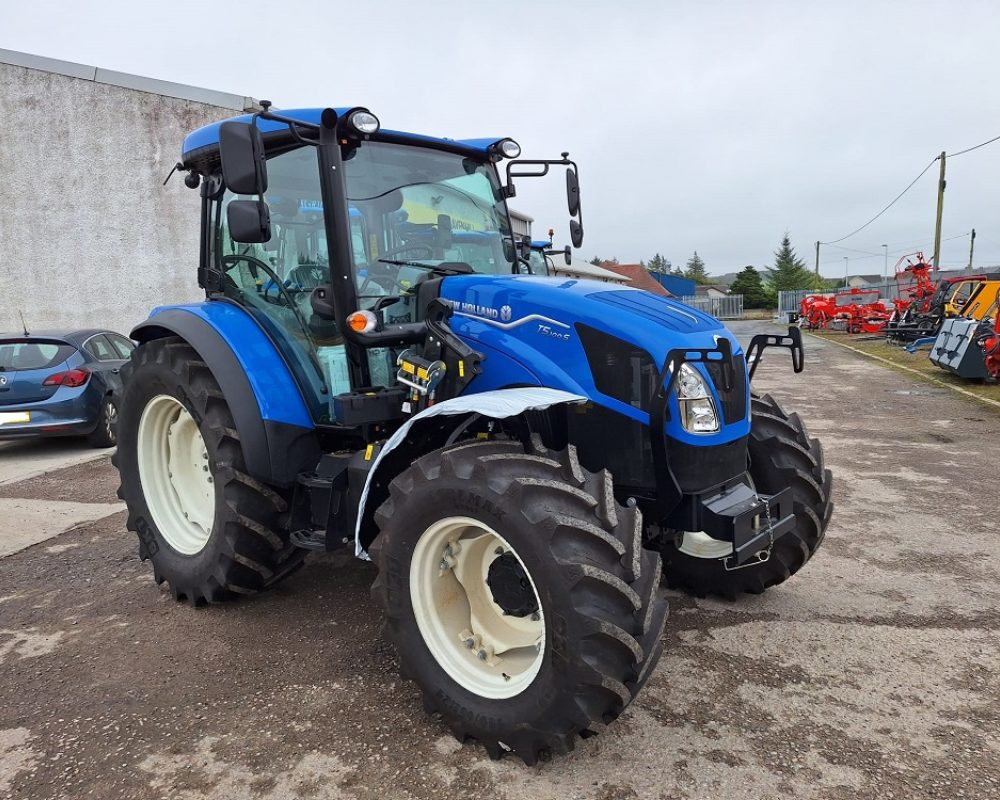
844 256 849 288
932 151 946 269
815 240 820 274
968 228 976 270
882 244 888 280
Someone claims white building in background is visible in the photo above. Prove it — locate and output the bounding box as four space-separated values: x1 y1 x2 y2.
548 255 631 284
508 209 533 240
1 48 255 333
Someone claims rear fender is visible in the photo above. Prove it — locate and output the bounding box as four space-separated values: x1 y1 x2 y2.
131 304 319 486
354 388 586 558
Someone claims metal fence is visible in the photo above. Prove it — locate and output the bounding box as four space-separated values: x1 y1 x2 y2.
777 280 906 322
678 294 744 319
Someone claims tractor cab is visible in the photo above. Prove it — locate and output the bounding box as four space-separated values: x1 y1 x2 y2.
178 106 583 420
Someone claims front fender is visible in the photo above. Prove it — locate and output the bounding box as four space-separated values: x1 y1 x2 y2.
131 303 319 486
354 388 586 558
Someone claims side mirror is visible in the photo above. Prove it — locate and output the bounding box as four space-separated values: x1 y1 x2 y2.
566 167 580 216
518 237 531 259
227 200 271 243
570 219 584 249
219 121 268 195
564 245 572 266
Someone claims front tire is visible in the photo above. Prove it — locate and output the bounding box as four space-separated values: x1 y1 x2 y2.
113 337 304 605
370 439 668 764
660 393 833 599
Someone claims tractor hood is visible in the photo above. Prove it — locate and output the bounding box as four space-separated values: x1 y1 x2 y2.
439 274 738 364
439 275 748 444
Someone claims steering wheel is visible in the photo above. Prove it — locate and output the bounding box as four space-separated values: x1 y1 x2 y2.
221 254 297 307
362 244 437 296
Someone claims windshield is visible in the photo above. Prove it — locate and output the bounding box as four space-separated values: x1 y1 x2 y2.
343 141 515 301
527 248 550 275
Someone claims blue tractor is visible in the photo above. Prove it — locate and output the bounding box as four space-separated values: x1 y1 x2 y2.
114 104 832 764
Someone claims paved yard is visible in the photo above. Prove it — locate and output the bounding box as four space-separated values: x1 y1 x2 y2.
1 321 998 800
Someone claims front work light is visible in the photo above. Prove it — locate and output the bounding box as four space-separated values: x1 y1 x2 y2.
489 138 521 161
675 363 719 433
348 110 380 136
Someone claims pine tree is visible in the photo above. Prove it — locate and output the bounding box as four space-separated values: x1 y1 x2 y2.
766 234 818 292
684 251 710 284
730 265 769 308
589 256 604 266
648 253 671 274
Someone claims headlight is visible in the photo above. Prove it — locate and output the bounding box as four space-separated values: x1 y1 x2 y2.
675 363 719 433
348 110 380 135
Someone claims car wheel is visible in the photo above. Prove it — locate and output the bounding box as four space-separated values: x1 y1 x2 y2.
87 395 118 448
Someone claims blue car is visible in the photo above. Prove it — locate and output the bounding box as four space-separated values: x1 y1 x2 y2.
0 329 135 448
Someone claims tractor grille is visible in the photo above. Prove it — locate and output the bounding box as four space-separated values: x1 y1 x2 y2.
705 356 748 425
577 324 748 426
576 324 657 411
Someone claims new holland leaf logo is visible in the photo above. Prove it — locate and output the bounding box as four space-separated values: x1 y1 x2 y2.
500 305 512 322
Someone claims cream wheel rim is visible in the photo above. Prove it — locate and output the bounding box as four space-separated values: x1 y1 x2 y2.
137 394 215 555
410 516 545 699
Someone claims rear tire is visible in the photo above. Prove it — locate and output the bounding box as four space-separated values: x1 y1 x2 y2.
370 439 668 764
660 393 833 599
113 337 304 605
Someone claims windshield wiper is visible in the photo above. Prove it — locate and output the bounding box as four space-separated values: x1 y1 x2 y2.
377 259 474 275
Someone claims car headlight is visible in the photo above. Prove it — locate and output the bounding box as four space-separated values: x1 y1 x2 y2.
675 363 719 433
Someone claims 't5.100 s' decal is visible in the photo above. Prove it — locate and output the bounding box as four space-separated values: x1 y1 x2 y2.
536 323 570 342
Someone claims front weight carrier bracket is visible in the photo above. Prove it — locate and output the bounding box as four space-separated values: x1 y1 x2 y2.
745 325 805 381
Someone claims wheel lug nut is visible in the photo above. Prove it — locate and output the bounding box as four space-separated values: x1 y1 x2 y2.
494 547 504 555
439 559 449 571
531 612 540 621
463 638 474 649
477 649 488 661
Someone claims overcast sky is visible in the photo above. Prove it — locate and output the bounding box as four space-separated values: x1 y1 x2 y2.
4 1 1000 278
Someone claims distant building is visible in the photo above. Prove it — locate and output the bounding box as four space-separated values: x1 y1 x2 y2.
598 263 672 296
550 259 631 283
650 273 695 297
845 274 884 288
509 209 533 240
694 284 730 299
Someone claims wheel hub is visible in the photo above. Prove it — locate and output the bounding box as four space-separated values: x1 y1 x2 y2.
486 552 539 618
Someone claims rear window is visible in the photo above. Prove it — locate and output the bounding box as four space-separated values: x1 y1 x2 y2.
0 340 77 371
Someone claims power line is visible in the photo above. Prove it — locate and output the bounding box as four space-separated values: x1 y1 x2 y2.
947 133 1000 158
821 157 938 244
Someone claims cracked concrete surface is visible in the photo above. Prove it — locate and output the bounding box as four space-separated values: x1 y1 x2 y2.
0 322 997 799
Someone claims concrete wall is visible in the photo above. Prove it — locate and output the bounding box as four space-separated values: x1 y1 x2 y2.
0 59 244 334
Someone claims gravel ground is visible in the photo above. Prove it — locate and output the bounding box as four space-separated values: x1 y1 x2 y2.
1 321 998 800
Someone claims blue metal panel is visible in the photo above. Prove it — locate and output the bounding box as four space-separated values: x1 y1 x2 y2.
439 275 749 445
651 273 696 297
181 107 507 164
148 303 313 429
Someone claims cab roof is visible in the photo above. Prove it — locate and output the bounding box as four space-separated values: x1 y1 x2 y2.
181 107 508 170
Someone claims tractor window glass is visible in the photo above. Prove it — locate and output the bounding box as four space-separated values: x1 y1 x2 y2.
215 146 331 421
84 335 119 362
107 334 135 359
0 340 75 371
527 249 548 275
952 283 973 307
342 141 515 303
